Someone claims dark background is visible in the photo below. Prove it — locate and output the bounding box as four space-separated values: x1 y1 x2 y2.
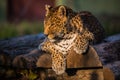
0 0 120 39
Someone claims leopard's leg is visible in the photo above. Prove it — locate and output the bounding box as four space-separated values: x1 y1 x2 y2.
38 38 67 75
74 36 89 54
51 52 66 75
38 38 53 52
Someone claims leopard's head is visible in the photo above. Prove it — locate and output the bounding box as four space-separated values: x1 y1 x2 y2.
44 5 75 42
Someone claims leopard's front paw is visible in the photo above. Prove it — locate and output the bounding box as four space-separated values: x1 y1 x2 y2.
74 45 89 54
38 43 45 51
51 54 66 75
52 60 66 75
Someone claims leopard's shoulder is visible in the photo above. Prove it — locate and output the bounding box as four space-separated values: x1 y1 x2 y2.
70 11 105 43
78 11 105 43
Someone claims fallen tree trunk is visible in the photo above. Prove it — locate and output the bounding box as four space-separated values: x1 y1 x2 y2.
0 33 120 80
0 33 45 66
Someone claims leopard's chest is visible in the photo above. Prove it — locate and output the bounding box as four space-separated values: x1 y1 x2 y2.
53 34 77 55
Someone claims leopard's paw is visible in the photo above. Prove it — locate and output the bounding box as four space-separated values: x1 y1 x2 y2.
51 54 66 75
74 46 89 54
52 60 66 75
38 43 44 50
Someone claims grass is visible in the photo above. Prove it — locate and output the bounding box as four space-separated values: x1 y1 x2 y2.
0 21 44 39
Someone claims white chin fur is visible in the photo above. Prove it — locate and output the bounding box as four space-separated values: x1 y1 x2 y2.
49 39 56 42
54 34 77 55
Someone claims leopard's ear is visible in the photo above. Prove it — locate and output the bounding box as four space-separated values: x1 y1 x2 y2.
58 6 66 18
45 4 51 16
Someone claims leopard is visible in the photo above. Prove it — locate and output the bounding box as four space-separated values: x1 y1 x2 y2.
38 5 105 75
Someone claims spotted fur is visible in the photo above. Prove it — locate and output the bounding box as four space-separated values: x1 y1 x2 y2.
38 5 105 75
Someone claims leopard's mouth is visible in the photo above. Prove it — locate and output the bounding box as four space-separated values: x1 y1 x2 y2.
49 37 64 43
49 39 56 42
49 38 63 43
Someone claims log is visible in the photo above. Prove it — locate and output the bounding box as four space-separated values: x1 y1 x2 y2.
0 33 120 80
0 33 45 66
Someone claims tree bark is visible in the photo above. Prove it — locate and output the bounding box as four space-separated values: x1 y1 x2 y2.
0 33 120 80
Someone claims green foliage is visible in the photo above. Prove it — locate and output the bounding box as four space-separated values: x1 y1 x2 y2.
0 21 43 39
0 23 18 39
20 69 38 80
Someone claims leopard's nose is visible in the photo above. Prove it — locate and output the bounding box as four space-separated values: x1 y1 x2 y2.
44 34 48 37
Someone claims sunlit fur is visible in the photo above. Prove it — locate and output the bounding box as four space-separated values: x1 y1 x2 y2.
39 5 105 75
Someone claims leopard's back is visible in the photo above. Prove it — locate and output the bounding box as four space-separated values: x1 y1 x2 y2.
79 11 105 43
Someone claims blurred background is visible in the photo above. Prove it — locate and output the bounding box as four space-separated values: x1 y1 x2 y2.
0 0 120 39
